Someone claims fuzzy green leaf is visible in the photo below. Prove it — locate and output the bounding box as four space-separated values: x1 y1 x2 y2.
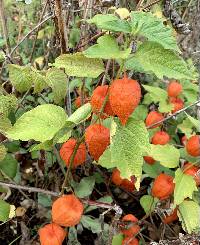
125 42 194 80
7 104 67 142
54 53 104 78
84 35 131 59
174 168 197 206
0 116 12 134
8 65 46 93
99 119 150 190
178 200 200 234
149 144 180 168
0 144 6 162
8 65 32 92
87 14 131 33
0 95 18 116
46 68 67 104
130 11 179 51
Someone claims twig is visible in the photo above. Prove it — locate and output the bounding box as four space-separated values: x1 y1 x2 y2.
142 0 162 10
29 0 49 63
76 31 106 51
101 60 111 86
10 14 54 57
0 181 59 197
0 0 11 54
0 181 123 211
147 99 200 129
53 146 66 176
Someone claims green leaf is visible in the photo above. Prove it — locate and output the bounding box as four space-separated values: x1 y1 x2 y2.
53 122 73 144
0 199 11 222
178 118 193 137
54 53 104 78
186 113 200 132
159 99 173 113
140 195 158 214
112 233 124 245
8 65 32 92
143 162 174 178
87 14 131 33
99 119 150 190
30 140 53 151
0 95 18 116
46 68 67 104
84 35 131 59
0 116 12 134
130 105 148 121
8 65 47 93
81 215 102 233
0 144 6 162
125 42 194 80
174 168 197 206
148 144 180 168
130 11 179 51
68 227 81 245
178 200 200 234
72 176 95 198
67 103 92 125
182 80 198 103
142 85 173 113
143 85 168 102
0 154 18 179
31 68 47 93
38 193 52 207
7 104 67 142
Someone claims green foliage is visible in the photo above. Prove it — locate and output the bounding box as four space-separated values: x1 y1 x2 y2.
87 14 131 33
8 65 46 93
130 11 179 51
0 199 11 222
7 104 67 142
186 113 200 132
125 42 194 80
81 215 105 233
72 176 95 198
67 103 92 124
0 154 18 179
45 68 67 104
54 53 104 78
143 162 174 178
0 144 6 162
112 234 124 245
148 144 180 168
84 35 131 59
140 195 158 214
174 168 197 206
181 80 198 103
143 85 173 113
0 95 18 116
178 200 200 234
99 119 150 189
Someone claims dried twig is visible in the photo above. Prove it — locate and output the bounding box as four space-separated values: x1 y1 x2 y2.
147 99 200 129
10 14 54 57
